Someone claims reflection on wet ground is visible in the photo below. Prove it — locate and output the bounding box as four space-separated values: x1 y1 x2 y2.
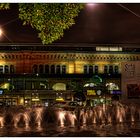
0 123 140 137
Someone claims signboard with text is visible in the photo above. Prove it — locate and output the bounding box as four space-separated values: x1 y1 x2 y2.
122 61 140 99
87 90 96 96
110 90 122 95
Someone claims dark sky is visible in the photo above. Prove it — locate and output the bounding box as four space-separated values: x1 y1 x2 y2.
0 3 140 44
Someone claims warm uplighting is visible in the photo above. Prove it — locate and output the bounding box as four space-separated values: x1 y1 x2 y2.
0 27 3 37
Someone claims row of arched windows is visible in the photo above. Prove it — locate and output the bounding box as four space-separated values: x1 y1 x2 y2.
84 65 99 74
84 65 119 74
32 64 67 74
104 65 119 74
0 65 15 74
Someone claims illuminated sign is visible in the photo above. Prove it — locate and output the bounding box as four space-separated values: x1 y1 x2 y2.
56 98 64 102
87 90 96 96
110 90 122 94
96 47 122 52
0 90 3 95
32 98 40 101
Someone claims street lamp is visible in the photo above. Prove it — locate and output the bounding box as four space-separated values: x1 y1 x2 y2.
0 27 12 42
86 3 97 9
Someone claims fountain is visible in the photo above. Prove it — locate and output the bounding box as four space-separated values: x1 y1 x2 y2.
34 107 44 128
13 111 31 128
66 111 77 127
0 101 140 131
57 109 66 127
0 116 4 128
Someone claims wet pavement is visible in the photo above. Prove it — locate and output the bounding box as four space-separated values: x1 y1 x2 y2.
0 122 140 137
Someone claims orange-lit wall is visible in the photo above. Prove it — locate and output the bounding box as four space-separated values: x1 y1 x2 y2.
0 51 139 74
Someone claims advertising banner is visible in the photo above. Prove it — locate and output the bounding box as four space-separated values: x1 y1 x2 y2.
121 61 140 99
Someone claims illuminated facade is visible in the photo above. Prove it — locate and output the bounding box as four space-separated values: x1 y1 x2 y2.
0 43 139 106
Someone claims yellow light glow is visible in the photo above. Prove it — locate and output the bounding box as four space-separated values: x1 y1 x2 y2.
0 83 10 89
52 83 66 91
56 98 64 102
32 98 40 101
19 98 24 105
0 28 2 37
68 63 74 74
87 90 96 96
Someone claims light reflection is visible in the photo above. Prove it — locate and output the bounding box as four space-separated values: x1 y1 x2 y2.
34 107 44 128
0 27 3 37
86 3 96 7
67 111 76 127
0 116 4 128
58 110 66 127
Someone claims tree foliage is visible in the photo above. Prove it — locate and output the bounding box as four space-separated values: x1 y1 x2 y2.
0 3 84 44
0 3 9 9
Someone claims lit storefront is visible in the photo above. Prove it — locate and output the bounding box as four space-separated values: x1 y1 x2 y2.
0 43 138 106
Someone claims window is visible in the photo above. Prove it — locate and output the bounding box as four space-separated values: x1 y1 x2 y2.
62 65 66 74
45 65 49 74
109 65 113 74
89 65 93 74
5 65 9 74
84 65 88 74
0 66 3 74
56 65 61 74
94 65 98 74
32 65 38 74
39 65 44 74
104 65 108 74
114 65 119 74
10 65 15 74
51 65 55 74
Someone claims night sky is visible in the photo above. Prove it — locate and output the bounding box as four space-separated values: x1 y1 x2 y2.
0 3 140 44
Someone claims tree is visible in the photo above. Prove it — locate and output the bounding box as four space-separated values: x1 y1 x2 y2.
0 3 84 44
88 75 103 85
69 79 86 101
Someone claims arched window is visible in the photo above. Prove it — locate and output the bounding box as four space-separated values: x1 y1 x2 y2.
39 65 44 74
56 65 61 74
51 65 55 74
89 65 93 74
114 65 119 74
109 65 113 74
5 65 9 74
84 65 88 74
62 65 66 74
0 65 3 74
32 65 38 74
104 65 108 74
94 65 98 74
45 65 49 74
10 65 15 74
